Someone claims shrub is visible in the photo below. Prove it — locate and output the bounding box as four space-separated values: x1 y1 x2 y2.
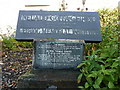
77 8 120 88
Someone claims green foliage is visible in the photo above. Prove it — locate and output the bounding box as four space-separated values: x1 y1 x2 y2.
78 8 120 88
2 36 33 50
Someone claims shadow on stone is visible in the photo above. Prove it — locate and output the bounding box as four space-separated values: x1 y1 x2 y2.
17 69 80 89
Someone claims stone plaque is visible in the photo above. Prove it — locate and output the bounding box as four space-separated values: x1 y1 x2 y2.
16 11 102 43
33 40 84 69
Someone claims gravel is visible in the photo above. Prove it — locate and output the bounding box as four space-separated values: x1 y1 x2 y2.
2 48 32 88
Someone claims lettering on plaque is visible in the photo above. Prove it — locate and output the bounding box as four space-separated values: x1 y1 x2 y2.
33 41 84 69
16 11 102 42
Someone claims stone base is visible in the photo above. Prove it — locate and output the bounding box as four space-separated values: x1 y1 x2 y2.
17 69 80 89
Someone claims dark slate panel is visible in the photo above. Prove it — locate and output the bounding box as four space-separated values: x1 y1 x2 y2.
16 10 102 42
33 40 84 69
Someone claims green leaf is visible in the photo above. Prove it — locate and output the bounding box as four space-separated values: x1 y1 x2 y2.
104 69 116 75
100 53 109 59
95 74 103 86
108 82 115 88
110 75 115 82
89 64 95 71
101 65 105 71
77 74 83 83
85 82 89 88
106 58 112 62
97 59 105 64
77 63 86 68
29 60 32 62
93 84 100 88
78 86 84 88
90 71 98 76
111 61 119 68
86 77 93 85
88 73 97 78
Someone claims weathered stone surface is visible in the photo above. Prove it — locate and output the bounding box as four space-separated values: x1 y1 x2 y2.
17 69 80 88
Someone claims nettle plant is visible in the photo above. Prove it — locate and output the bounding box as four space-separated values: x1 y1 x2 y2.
77 8 120 88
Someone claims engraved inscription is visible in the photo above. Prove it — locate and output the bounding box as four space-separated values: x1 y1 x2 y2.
21 15 96 22
19 28 99 35
35 42 83 69
16 11 102 42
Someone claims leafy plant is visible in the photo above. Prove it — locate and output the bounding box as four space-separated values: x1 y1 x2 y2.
77 8 120 88
2 36 33 50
